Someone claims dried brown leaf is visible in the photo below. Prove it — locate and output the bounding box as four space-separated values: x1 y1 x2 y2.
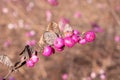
0 55 13 68
43 31 58 45
63 24 73 32
39 34 45 48
47 22 60 35
39 22 61 47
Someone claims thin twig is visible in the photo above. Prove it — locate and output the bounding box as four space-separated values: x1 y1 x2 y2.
107 0 120 26
107 0 120 56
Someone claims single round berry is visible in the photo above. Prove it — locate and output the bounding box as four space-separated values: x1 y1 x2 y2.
54 37 64 49
47 0 58 6
26 60 34 67
64 37 75 48
114 36 120 42
73 30 80 35
100 74 106 80
62 73 68 80
42 46 53 57
84 31 96 42
72 35 80 43
30 55 39 63
79 38 87 45
90 72 96 79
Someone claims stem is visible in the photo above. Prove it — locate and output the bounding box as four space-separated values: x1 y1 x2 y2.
107 0 120 26
107 0 120 56
3 61 25 80
3 69 13 80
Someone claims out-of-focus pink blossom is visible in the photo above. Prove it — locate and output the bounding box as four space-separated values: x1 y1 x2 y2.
8 76 15 80
47 0 58 6
61 73 68 80
18 19 24 28
3 40 11 47
25 30 36 37
100 74 106 80
115 6 120 11
26 2 34 12
86 77 92 80
59 17 69 31
0 77 3 80
7 23 17 29
114 36 120 42
91 23 103 33
12 11 18 17
24 23 31 29
46 10 52 22
90 72 96 79
86 0 92 4
2 7 9 14
99 69 105 74
96 4 106 9
74 11 81 19
26 40 36 46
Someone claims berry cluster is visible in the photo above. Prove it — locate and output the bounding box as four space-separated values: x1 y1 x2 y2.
26 51 39 67
42 30 96 57
26 23 96 67
1 22 96 80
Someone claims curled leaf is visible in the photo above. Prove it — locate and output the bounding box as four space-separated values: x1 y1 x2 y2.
19 45 33 59
47 22 60 35
0 55 13 68
39 34 45 48
63 24 73 33
43 31 58 45
39 22 61 47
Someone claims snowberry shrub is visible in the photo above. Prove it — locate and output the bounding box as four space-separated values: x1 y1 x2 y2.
0 22 96 80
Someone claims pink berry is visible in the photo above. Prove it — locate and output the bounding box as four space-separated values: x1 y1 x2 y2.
72 35 80 43
26 60 34 67
42 46 53 57
73 30 80 35
30 55 39 63
60 17 69 24
79 38 87 45
3 40 11 47
64 37 75 48
84 31 96 42
8 76 15 80
86 77 92 80
2 7 9 14
90 72 96 79
91 23 103 33
100 74 106 80
114 36 120 42
25 30 36 37
54 37 64 49
74 12 81 19
62 73 68 80
46 10 52 22
47 0 58 6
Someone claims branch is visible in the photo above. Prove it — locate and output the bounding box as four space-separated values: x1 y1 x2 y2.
107 0 120 26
